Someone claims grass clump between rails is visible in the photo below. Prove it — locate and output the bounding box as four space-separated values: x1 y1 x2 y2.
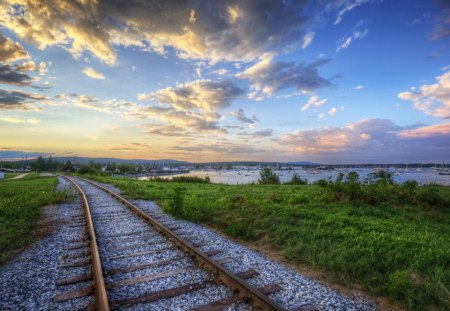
85 174 450 310
0 175 73 265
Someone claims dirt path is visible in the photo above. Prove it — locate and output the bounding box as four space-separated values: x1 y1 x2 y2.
11 173 28 179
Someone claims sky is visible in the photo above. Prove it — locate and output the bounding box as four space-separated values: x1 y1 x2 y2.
0 0 449 164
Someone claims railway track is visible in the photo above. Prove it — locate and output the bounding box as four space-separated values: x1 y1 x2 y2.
52 176 286 310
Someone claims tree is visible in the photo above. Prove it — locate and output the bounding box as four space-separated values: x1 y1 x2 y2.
258 168 280 184
63 160 74 172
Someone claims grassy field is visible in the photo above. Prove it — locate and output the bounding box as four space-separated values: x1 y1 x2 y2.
4 172 19 179
86 175 450 310
0 175 71 265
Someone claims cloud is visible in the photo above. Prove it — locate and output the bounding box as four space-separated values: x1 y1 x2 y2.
109 142 151 151
83 67 106 80
0 88 46 110
237 54 331 98
0 115 41 124
239 129 274 138
16 60 48 75
337 19 369 52
0 64 32 85
172 141 264 154
228 108 258 126
431 0 450 40
332 0 371 25
301 95 327 111
140 79 243 112
354 85 364 90
133 107 226 135
398 70 450 119
328 107 337 116
0 32 29 63
302 32 315 49
278 118 399 154
277 118 450 162
0 1 313 64
143 124 188 136
397 122 450 138
212 68 228 75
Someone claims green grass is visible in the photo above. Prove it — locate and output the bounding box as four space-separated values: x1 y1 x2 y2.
86 175 450 310
4 172 19 179
0 175 72 264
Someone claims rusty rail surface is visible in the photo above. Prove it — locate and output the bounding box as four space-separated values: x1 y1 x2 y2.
62 176 110 311
75 176 286 311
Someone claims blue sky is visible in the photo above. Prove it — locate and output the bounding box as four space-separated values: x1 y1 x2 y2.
0 0 449 163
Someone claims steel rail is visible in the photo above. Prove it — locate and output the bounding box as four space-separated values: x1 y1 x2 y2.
61 175 110 311
75 176 286 311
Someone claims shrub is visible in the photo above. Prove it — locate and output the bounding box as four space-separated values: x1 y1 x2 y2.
170 176 211 183
284 173 307 185
258 168 280 184
315 179 329 187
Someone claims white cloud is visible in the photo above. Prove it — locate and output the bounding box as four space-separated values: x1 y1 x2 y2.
82 67 106 80
333 0 371 25
302 32 315 49
0 115 41 124
140 79 243 112
337 20 369 52
301 95 327 112
213 68 228 75
398 70 450 119
354 85 364 90
328 107 337 116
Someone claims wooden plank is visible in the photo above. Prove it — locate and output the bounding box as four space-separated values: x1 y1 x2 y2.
56 273 92 286
105 230 148 238
236 269 259 279
64 242 89 250
190 283 282 311
215 257 233 265
113 281 213 306
67 236 89 243
106 267 192 289
101 236 160 245
106 257 181 275
204 249 221 256
53 286 93 302
258 283 283 295
105 241 165 252
59 258 91 268
190 297 237 311
65 250 90 260
106 246 172 260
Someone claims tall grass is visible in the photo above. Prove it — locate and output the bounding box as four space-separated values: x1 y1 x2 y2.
0 176 73 264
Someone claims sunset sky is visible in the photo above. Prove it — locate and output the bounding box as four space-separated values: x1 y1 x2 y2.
0 0 449 163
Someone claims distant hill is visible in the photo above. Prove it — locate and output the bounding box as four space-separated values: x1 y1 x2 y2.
285 161 321 166
55 156 188 165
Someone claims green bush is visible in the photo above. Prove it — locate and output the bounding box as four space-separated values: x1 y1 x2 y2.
284 173 307 185
258 168 280 184
171 176 211 183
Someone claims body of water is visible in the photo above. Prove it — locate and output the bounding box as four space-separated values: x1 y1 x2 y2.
138 168 450 186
